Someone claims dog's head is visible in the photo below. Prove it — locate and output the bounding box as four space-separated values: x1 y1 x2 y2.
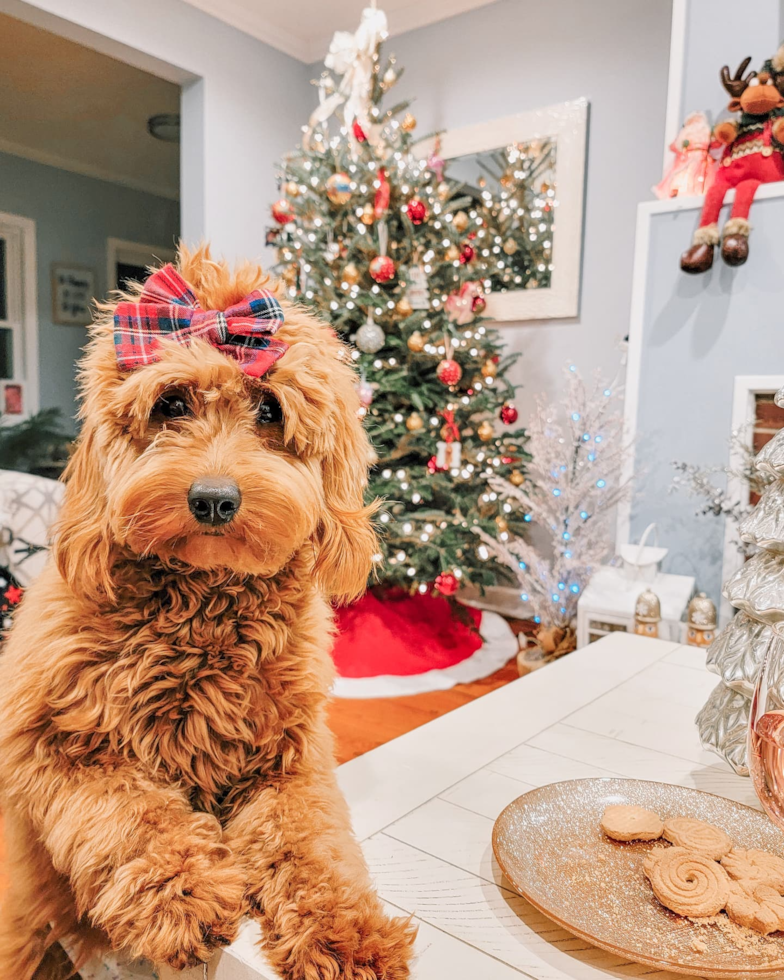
53 245 377 603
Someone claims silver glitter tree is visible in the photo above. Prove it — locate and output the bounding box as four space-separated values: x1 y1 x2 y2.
697 386 784 775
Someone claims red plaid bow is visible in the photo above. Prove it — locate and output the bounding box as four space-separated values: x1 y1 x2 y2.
113 264 288 377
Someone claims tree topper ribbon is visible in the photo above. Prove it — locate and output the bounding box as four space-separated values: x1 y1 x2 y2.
113 264 288 378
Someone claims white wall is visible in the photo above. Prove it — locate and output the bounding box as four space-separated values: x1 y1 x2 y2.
2 0 313 264
385 0 674 418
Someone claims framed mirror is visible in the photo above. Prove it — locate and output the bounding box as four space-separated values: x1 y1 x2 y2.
417 98 588 322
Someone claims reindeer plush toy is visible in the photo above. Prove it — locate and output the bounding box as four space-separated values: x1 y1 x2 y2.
681 50 784 273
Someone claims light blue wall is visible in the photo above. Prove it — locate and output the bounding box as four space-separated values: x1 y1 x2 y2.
0 150 179 429
628 191 784 604
381 0 674 419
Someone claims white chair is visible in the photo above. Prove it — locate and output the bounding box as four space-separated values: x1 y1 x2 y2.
0 469 64 586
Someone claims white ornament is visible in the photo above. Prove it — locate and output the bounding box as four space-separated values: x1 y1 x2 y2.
436 440 462 469
355 315 385 353
407 265 430 310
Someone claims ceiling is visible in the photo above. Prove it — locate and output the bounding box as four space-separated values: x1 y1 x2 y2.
178 0 499 64
0 12 179 200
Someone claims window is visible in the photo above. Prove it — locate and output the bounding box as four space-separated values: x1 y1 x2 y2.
0 213 37 417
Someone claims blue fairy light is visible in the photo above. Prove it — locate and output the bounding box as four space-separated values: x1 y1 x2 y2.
596 479 606 488
582 433 590 441
570 584 580 594
604 388 611 396
569 365 576 372
552 594 559 602
560 464 567 472
519 561 527 570
558 582 565 590
580 510 588 519
595 435 603 444
534 615 541 623
553 488 561 497
588 453 596 462
564 550 572 558
571 412 580 421
524 514 532 522
521 592 529 601
560 606 567 614
563 531 571 540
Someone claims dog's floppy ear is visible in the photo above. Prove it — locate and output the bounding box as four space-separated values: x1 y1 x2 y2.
52 423 114 602
313 411 378 604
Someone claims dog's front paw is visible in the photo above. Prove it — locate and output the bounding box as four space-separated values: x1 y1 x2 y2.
271 905 416 980
92 839 246 968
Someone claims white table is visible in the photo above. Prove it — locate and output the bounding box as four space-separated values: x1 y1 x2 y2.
207 632 761 980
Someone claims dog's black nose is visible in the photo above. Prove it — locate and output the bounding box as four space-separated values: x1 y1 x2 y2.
188 478 241 526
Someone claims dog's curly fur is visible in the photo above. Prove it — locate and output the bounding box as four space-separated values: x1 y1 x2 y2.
0 246 416 978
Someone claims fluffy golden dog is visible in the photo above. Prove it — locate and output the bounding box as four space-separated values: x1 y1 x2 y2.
0 247 416 978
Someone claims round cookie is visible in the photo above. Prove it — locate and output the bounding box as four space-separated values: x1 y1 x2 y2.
725 879 784 935
662 817 732 860
721 848 784 889
644 846 730 917
601 805 663 842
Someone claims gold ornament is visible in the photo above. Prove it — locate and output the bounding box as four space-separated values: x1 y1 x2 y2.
500 173 514 188
396 296 413 317
686 592 718 648
478 176 487 188
503 237 519 256
325 172 352 205
481 359 497 379
453 211 469 233
361 203 375 226
437 181 450 202
634 589 661 639
407 330 424 352
383 67 397 87
343 262 360 285
540 181 551 194
478 420 495 442
495 515 508 533
445 244 460 262
401 112 417 132
406 412 424 432
284 180 300 198
509 469 524 486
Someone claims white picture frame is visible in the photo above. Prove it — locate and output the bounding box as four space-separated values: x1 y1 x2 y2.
416 98 588 322
51 263 95 327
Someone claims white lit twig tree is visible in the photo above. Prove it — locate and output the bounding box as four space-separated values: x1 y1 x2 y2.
474 367 632 656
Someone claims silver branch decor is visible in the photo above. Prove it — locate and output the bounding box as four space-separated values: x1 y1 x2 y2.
473 367 633 631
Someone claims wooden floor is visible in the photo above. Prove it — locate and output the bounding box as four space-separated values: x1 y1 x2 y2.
328 619 529 764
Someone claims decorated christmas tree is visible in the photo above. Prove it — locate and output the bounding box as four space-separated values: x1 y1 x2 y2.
697 384 784 775
270 5 531 595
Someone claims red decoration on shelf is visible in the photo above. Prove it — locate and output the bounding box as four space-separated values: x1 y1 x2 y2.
434 572 459 596
427 454 445 475
500 403 519 425
436 358 462 386
406 197 428 225
352 120 367 143
374 167 391 217
271 199 293 225
459 243 475 264
369 255 396 283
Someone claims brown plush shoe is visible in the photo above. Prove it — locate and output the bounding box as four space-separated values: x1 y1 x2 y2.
722 234 749 266
680 243 715 274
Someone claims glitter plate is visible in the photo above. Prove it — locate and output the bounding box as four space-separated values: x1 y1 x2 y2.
492 778 784 978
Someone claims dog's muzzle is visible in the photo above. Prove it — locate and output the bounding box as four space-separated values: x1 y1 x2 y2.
188 478 241 526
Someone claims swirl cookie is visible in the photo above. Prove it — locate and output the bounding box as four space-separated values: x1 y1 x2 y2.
643 846 730 917
725 879 784 935
662 817 732 860
600 805 663 842
721 848 784 889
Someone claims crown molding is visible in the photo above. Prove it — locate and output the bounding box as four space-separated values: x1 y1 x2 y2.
0 137 179 201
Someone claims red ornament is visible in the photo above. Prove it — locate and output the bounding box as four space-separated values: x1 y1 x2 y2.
369 255 396 283
500 403 519 425
353 120 367 142
459 243 475 264
435 572 459 596
472 293 486 314
271 199 293 225
374 167 391 217
406 197 428 225
3 585 22 605
436 358 462 386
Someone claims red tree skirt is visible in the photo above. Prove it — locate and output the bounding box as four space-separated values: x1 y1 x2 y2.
331 590 517 698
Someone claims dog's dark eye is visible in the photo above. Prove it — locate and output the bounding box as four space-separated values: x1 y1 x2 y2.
256 396 283 425
153 392 191 420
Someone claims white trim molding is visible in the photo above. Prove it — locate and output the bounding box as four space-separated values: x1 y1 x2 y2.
106 238 177 293
416 99 588 323
719 375 784 625
662 0 688 174
0 211 38 418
